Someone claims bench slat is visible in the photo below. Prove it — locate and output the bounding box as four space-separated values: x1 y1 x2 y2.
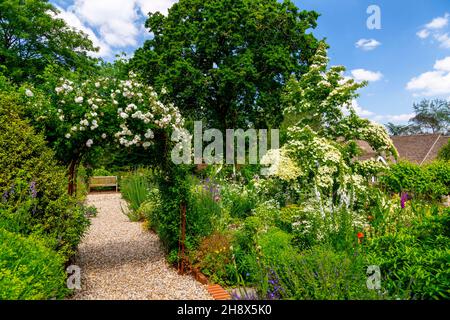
89 176 118 192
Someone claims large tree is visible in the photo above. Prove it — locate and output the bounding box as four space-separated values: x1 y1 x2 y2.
386 99 449 136
131 0 320 130
0 0 98 83
409 99 449 135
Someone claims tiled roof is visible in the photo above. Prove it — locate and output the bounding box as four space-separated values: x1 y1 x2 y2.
391 134 449 164
357 134 449 164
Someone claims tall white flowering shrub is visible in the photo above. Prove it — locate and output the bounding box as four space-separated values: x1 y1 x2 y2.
269 42 397 205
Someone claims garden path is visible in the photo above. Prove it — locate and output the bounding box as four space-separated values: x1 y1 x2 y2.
70 193 211 300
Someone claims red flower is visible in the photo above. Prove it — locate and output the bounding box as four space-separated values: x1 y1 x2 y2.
357 232 364 244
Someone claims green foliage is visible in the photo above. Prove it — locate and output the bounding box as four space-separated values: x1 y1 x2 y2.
131 0 320 129
380 161 450 201
0 228 68 300
275 246 382 300
367 211 450 300
92 167 113 177
386 99 450 135
192 232 235 285
410 99 449 135
152 164 192 252
438 140 450 161
221 183 258 219
186 182 222 246
120 169 154 215
0 93 89 258
0 0 98 84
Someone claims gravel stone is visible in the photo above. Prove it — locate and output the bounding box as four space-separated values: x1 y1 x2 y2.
69 193 211 300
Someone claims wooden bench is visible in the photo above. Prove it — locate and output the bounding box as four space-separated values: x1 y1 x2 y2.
89 176 118 192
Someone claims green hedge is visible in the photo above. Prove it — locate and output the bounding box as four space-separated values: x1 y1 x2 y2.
380 161 450 201
0 92 90 258
0 228 68 300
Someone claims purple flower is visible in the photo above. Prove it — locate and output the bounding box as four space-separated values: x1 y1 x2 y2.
2 190 8 202
30 181 37 199
401 192 408 209
266 269 284 300
232 291 259 300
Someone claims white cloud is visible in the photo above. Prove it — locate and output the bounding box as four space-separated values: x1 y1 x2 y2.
54 5 112 57
372 113 415 123
434 56 450 71
137 0 177 16
350 69 383 82
434 33 450 49
350 100 375 117
425 13 449 30
355 38 381 51
417 29 430 39
417 13 450 49
348 100 413 124
55 0 178 58
407 56 450 96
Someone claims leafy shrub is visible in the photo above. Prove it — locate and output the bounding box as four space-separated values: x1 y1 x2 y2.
367 210 450 300
186 179 223 247
438 140 450 161
252 200 280 229
192 232 235 285
137 189 161 226
275 246 382 300
380 161 450 201
92 167 113 176
0 228 67 300
0 95 89 258
274 203 363 251
258 228 296 264
221 183 258 219
235 216 264 251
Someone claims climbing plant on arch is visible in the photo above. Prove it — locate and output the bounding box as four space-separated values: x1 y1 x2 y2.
25 72 184 195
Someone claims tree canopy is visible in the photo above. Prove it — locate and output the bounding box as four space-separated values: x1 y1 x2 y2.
386 99 450 136
0 0 98 83
131 0 320 130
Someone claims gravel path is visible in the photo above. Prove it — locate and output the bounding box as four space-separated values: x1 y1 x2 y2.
70 193 211 300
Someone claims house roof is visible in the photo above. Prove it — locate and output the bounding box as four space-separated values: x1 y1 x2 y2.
391 134 449 164
357 134 449 164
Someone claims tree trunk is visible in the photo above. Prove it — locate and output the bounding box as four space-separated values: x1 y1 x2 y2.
68 159 78 196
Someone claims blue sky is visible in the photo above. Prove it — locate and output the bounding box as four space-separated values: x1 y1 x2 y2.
51 0 450 124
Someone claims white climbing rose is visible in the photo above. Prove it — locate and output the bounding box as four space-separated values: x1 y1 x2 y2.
102 133 107 139
86 139 93 148
75 96 84 104
144 129 154 139
65 133 71 139
25 89 34 97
